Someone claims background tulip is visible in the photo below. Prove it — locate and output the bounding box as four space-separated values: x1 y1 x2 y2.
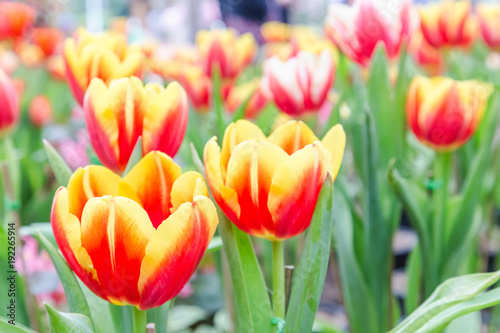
50 151 218 310
83 76 188 173
418 1 475 49
196 29 256 80
225 79 267 119
0 68 20 138
204 120 345 241
31 28 63 57
476 3 500 51
325 0 416 67
64 28 144 105
0 1 35 41
406 76 493 151
29 95 53 127
262 50 334 116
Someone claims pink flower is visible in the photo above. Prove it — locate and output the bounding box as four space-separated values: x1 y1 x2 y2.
261 50 334 116
325 0 417 67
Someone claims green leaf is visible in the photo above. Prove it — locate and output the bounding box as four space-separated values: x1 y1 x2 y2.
218 213 273 333
19 223 55 247
0 316 37 333
36 231 93 321
405 247 423 315
108 305 132 333
45 304 93 333
43 139 72 186
331 191 378 333
77 281 115 333
190 142 205 175
390 270 500 333
123 137 142 176
211 66 226 139
167 305 209 331
283 176 334 333
255 103 279 136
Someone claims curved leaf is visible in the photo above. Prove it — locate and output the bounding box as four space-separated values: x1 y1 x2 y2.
43 139 72 186
45 304 93 333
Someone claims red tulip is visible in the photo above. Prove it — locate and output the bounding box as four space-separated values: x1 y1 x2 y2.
0 68 19 138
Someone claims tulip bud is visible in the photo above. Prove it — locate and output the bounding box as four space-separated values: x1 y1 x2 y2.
262 50 334 116
406 76 493 151
476 3 500 51
0 69 20 138
83 76 188 173
29 95 53 127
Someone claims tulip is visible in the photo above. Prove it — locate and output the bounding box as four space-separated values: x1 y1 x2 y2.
51 151 218 309
325 0 415 67
29 95 53 127
0 68 20 138
176 64 212 112
83 76 188 173
290 26 338 63
262 50 334 116
46 56 66 81
408 30 443 75
204 119 345 241
64 28 144 105
476 3 500 51
225 79 267 119
196 29 257 80
261 21 291 43
0 2 35 41
418 1 475 49
406 76 493 151
31 28 63 57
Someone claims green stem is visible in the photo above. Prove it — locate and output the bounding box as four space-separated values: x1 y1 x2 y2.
132 306 146 333
428 152 452 295
272 240 285 320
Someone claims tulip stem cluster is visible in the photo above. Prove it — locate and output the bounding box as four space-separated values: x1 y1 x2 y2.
132 306 146 333
272 240 286 320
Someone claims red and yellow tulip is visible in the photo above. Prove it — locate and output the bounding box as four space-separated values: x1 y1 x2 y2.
51 151 218 309
196 29 257 80
204 120 345 241
406 76 493 151
83 76 188 173
476 3 500 51
64 28 144 105
176 64 212 112
0 68 19 138
225 79 268 119
262 50 334 116
325 0 415 67
418 1 476 49
0 1 35 41
408 30 443 76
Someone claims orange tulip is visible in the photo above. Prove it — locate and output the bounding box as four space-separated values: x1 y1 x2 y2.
31 28 63 57
476 3 500 50
196 29 257 80
83 76 188 173
0 1 35 41
418 1 476 49
261 21 291 43
0 68 19 138
407 76 493 151
64 28 144 105
225 79 268 119
29 95 53 127
204 120 345 241
262 50 335 116
51 151 218 309
46 55 66 81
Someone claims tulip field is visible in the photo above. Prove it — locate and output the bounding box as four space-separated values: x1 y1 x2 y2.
1 0 500 332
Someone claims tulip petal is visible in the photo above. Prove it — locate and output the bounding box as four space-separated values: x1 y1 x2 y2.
142 82 188 157
203 137 241 224
268 143 330 240
50 187 103 299
267 120 319 155
225 141 288 239
67 165 122 219
138 196 218 309
80 196 155 306
170 171 208 214
122 151 181 228
321 124 346 180
220 120 266 174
